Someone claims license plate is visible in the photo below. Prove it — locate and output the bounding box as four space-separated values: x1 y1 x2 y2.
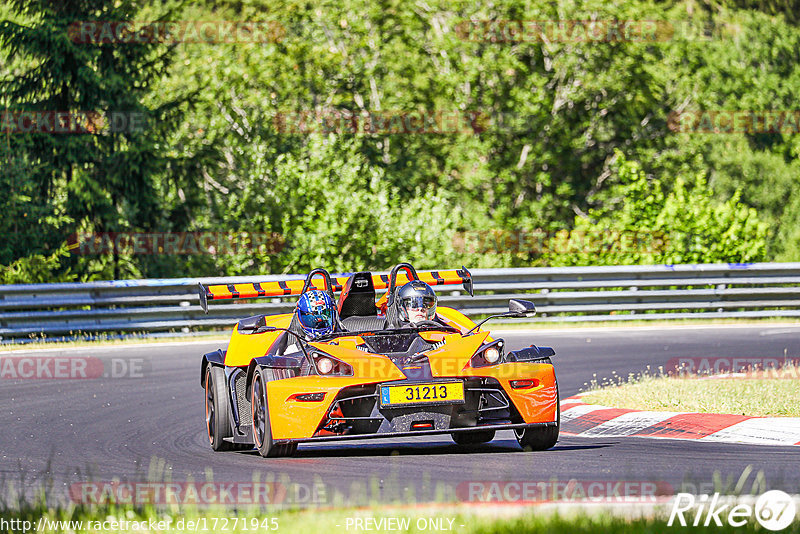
380 381 464 407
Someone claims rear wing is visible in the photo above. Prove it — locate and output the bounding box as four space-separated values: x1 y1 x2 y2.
198 268 473 313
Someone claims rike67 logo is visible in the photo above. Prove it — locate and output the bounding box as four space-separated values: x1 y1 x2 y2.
669 491 797 531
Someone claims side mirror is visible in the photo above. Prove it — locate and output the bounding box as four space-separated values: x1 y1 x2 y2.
463 299 536 336
508 299 536 317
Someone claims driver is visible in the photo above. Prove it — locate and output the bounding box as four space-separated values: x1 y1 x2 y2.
397 280 438 325
295 289 338 339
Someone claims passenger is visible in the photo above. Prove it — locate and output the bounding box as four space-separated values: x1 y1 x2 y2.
295 289 338 339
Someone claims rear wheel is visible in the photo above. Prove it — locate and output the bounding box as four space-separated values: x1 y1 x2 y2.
205 366 241 451
451 430 496 445
251 368 296 458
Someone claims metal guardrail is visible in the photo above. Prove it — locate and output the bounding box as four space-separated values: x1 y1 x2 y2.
1 263 799 340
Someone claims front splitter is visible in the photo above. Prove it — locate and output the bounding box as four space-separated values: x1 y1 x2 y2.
274 421 558 444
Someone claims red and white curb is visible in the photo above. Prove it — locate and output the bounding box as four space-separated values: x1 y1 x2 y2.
560 394 800 446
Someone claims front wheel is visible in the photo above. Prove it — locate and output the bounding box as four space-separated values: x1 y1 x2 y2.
514 423 559 451
251 368 295 458
515 385 560 451
205 366 240 451
451 430 496 445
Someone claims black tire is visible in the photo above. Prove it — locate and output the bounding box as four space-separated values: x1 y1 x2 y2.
515 380 560 451
272 442 298 457
251 368 296 458
451 430 496 445
205 365 240 451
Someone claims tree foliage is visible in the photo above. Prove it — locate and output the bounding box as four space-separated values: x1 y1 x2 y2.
1 0 798 281
548 151 769 266
0 0 191 280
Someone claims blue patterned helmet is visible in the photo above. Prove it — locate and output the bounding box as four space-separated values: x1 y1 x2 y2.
296 290 337 338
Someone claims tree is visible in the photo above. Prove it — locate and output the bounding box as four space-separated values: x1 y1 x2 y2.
547 151 769 266
0 0 191 280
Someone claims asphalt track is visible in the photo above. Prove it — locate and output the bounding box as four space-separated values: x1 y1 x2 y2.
2 324 800 507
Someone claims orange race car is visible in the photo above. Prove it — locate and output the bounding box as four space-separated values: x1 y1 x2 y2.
199 263 559 457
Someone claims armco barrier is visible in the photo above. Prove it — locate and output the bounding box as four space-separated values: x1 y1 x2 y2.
1 263 799 339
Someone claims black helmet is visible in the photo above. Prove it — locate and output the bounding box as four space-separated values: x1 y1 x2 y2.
397 281 437 323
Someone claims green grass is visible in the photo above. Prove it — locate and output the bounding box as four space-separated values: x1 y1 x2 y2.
581 374 800 417
1 460 794 533
0 503 786 533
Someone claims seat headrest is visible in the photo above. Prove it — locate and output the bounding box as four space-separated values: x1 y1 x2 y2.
338 272 378 319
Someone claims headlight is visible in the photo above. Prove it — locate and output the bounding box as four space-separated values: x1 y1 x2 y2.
470 341 504 367
311 351 354 376
484 346 501 363
316 356 334 374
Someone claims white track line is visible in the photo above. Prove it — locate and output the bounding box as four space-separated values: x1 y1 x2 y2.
561 404 611 422
701 418 800 446
579 411 682 437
